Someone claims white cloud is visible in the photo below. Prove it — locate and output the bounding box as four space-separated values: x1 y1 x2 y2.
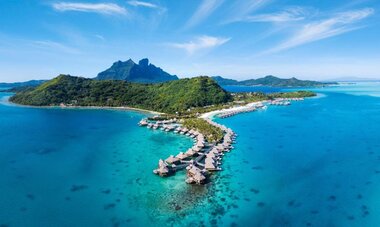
266 8 374 54
52 2 127 15
31 40 81 54
225 0 271 24
127 1 158 8
95 34 105 41
169 36 230 55
244 7 310 23
185 0 224 29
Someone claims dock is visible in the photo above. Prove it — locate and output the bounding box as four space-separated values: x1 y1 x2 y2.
139 117 236 185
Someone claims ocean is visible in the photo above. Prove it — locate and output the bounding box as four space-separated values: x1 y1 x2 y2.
1 82 380 226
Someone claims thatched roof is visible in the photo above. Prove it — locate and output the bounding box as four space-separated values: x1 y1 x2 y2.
207 152 217 159
193 171 206 183
176 152 189 160
216 144 225 151
205 161 216 170
165 155 180 164
187 164 202 175
185 149 196 156
156 159 170 175
193 146 202 152
158 159 167 167
196 141 204 148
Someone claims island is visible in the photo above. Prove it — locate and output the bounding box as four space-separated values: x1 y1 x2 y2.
212 75 337 87
10 74 316 184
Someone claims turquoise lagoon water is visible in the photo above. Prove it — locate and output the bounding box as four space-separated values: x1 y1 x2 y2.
1 83 380 226
221 85 283 93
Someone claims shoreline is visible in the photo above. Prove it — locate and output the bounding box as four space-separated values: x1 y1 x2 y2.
56 105 163 115
2 96 162 115
199 100 268 120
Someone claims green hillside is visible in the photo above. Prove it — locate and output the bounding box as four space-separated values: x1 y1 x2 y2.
212 75 336 87
10 75 232 114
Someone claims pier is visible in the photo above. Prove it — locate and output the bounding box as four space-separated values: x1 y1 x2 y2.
139 117 236 184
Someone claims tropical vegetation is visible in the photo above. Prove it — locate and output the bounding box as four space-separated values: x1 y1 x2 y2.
10 74 232 114
182 118 224 143
212 75 336 87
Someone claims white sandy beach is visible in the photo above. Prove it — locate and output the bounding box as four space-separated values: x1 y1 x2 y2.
200 101 267 120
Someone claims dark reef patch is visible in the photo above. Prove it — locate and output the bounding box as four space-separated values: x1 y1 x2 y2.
70 185 88 192
347 215 355 221
251 166 264 170
250 188 260 194
328 195 336 201
101 189 111 194
257 202 265 207
26 194 35 200
104 203 116 210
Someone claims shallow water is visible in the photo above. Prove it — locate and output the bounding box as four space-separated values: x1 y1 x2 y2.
0 93 195 226
1 82 380 226
222 85 283 93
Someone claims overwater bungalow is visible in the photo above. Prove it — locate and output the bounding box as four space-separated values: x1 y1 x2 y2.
181 128 189 134
215 144 226 152
153 159 171 177
269 100 291 106
210 148 223 156
167 126 175 131
185 148 197 156
138 119 148 126
165 155 180 165
176 152 189 160
196 140 205 148
206 151 221 160
205 157 222 171
206 151 216 159
192 146 202 153
186 164 207 184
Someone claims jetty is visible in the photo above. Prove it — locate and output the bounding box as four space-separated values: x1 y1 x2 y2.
139 116 236 184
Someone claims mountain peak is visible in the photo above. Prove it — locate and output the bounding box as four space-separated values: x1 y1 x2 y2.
112 59 135 67
263 75 277 79
96 58 178 83
138 58 149 67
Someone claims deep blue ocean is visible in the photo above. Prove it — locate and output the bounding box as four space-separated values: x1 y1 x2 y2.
1 82 380 226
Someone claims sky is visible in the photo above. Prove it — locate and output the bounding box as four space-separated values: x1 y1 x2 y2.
0 0 379 82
